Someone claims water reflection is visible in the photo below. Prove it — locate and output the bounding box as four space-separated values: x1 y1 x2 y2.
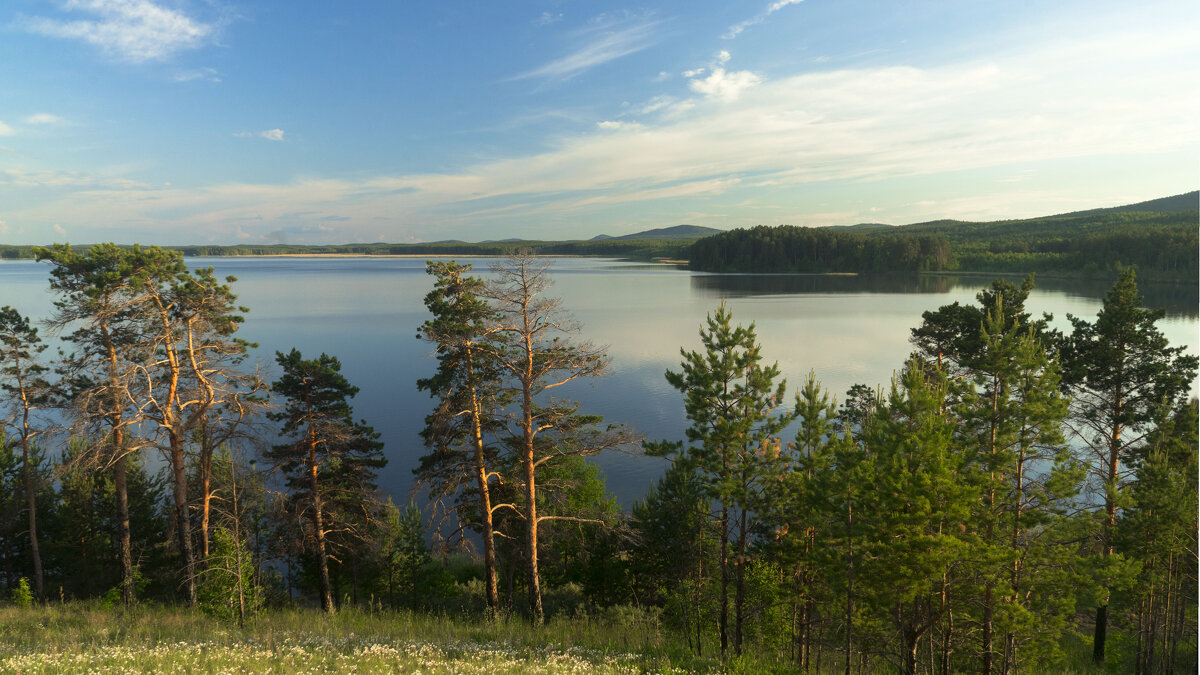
693 272 1198 318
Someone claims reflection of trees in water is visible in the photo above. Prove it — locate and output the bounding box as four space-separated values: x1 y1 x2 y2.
691 273 1198 318
693 273 955 298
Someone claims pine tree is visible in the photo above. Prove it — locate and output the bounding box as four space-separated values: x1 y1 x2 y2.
859 361 974 675
482 252 621 626
664 302 791 658
267 349 385 613
1117 401 1198 673
1060 268 1198 663
0 306 53 600
35 243 160 604
416 260 506 618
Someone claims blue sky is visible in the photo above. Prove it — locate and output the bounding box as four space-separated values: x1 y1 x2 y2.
0 0 1196 245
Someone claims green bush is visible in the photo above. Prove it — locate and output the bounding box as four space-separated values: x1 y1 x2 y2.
11 578 33 607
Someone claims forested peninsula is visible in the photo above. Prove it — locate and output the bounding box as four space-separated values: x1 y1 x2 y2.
0 242 1196 673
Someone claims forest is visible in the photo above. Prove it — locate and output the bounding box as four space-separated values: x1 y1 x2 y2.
688 210 1198 280
0 243 1197 674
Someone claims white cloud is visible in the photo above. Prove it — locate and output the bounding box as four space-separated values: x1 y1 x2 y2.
173 67 220 83
596 120 644 131
0 219 8 235
638 95 675 114
535 12 562 27
725 0 804 39
688 68 763 102
25 113 63 125
511 14 661 81
716 50 731 65
53 223 67 237
0 121 13 136
682 68 705 78
23 0 217 62
235 129 286 141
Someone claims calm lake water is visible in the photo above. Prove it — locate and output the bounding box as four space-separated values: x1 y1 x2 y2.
2 257 1196 507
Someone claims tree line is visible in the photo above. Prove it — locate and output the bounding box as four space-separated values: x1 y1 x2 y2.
686 210 1198 280
688 225 953 273
1 244 1196 673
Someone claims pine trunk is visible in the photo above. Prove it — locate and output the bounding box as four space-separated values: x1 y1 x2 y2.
309 435 334 613
114 449 135 606
467 351 500 618
20 439 44 600
170 431 197 605
719 504 730 658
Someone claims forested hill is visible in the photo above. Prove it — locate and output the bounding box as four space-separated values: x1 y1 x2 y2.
689 193 1198 279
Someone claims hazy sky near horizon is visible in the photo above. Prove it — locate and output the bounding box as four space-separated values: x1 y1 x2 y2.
1 0 1196 245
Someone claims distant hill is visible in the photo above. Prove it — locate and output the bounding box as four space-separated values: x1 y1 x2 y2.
592 224 723 241
1053 191 1198 218
827 222 892 231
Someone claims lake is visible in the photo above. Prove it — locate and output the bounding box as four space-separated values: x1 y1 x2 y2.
1 256 1196 507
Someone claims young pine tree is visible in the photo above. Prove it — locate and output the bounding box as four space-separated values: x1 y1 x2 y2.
665 302 791 658
267 349 385 613
1060 268 1198 663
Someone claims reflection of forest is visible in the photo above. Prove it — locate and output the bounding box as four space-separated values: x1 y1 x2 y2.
692 272 1199 318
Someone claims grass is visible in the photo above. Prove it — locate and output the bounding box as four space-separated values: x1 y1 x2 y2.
0 603 719 674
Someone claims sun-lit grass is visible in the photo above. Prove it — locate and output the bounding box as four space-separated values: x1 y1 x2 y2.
0 603 718 674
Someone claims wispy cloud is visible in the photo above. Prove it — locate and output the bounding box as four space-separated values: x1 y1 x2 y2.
22 0 218 62
173 67 221 83
596 120 643 131
534 12 562 27
725 0 804 39
0 121 13 136
235 129 286 141
0 167 153 189
25 113 64 125
6 26 1197 243
510 14 661 81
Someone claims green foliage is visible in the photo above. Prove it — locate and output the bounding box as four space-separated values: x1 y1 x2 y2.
371 500 455 610
1113 400 1199 672
10 578 32 607
266 348 386 613
689 225 952 273
687 207 1197 279
197 528 262 622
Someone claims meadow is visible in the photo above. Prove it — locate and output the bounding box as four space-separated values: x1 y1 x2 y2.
0 603 721 674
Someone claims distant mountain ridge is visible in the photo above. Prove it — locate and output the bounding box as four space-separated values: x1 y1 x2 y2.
590 224 723 241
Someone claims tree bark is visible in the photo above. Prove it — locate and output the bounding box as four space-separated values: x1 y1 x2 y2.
467 350 500 618
170 431 197 605
114 449 135 605
309 429 334 613
21 442 44 600
719 504 730 658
